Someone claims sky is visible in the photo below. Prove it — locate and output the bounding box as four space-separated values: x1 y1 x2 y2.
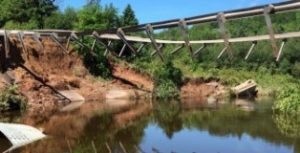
57 0 287 24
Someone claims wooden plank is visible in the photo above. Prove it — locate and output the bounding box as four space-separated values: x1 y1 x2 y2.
98 31 300 44
151 44 164 56
276 39 287 62
179 19 193 57
118 44 127 57
145 24 164 61
91 39 96 52
193 44 207 56
137 43 146 53
171 44 184 54
117 28 136 54
264 5 278 57
217 46 228 59
244 41 257 60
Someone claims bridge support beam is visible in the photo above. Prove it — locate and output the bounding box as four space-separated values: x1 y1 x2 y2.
137 43 146 53
245 41 257 60
171 44 184 54
117 28 137 55
264 5 278 58
4 30 10 59
118 44 127 57
145 24 164 61
217 12 232 59
194 44 207 56
179 19 194 58
276 39 287 62
151 44 164 56
50 33 68 54
17 32 28 59
93 32 118 56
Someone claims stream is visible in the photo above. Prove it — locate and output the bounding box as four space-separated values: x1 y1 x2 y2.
0 98 300 153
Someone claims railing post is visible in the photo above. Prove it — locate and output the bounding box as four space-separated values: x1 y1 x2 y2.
264 5 278 58
145 24 164 61
217 12 232 59
179 19 194 58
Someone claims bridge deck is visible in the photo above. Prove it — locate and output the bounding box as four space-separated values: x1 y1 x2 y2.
98 31 300 44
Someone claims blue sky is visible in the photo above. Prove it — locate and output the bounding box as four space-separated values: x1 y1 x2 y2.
57 0 287 24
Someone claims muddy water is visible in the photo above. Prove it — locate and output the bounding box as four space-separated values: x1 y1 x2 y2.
1 98 300 153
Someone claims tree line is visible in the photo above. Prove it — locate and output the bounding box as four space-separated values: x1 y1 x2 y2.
0 0 138 30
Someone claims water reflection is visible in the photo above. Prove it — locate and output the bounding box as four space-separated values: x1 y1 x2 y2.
1 98 300 153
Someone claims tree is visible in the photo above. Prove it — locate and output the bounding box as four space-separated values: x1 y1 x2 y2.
44 7 78 29
0 0 57 29
75 2 118 31
120 4 138 27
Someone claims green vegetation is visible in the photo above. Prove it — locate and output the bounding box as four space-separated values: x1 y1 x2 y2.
0 0 299 113
0 85 26 112
274 85 300 115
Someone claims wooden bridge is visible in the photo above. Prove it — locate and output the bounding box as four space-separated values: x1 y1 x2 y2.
1 1 300 65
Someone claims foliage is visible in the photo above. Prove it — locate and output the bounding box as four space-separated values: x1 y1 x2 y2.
0 85 26 112
0 0 57 29
75 3 119 31
291 62 300 77
273 114 300 138
120 4 138 27
44 7 78 29
273 85 300 114
152 59 183 99
77 38 112 79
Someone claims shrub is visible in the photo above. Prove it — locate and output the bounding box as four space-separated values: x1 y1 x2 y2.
152 59 183 99
154 80 180 99
291 62 300 77
0 85 26 112
273 85 300 114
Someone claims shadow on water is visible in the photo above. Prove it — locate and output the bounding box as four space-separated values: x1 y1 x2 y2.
1 97 300 153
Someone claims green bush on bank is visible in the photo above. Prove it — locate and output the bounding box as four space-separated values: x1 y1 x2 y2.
274 85 300 114
153 59 183 99
0 85 26 112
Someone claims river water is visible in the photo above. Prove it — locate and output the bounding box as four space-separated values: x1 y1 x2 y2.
0 98 299 153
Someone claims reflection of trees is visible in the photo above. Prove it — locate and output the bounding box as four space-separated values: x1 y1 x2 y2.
273 114 300 138
153 100 182 138
72 112 149 153
180 104 298 147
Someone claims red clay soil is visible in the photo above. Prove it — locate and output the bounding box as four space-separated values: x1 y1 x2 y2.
111 63 154 92
0 37 135 113
181 78 226 103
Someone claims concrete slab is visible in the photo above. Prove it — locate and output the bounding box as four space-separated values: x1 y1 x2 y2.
58 90 85 102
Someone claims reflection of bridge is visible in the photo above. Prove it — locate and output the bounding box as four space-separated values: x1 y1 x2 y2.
1 1 300 64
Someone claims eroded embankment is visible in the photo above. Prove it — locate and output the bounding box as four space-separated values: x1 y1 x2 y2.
0 36 227 115
0 37 149 113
